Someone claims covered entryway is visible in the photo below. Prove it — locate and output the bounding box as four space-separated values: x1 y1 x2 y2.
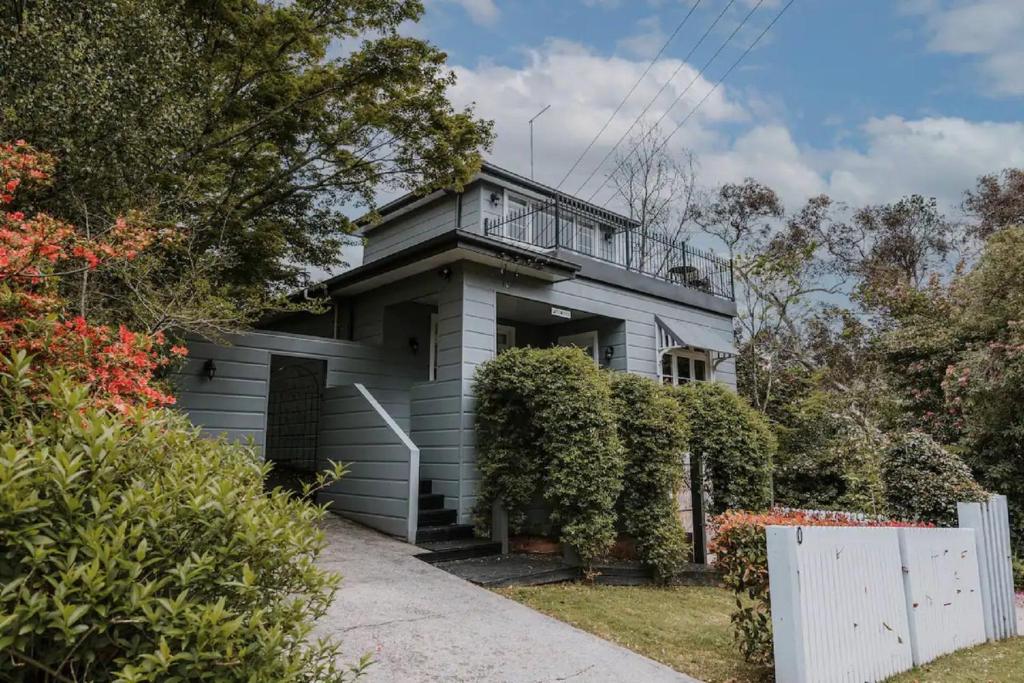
265 354 327 492
494 293 626 370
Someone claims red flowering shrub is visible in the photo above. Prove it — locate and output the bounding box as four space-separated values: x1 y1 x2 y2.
710 509 929 669
0 140 183 411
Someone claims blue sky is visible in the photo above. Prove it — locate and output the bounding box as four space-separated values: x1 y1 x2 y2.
409 0 1024 214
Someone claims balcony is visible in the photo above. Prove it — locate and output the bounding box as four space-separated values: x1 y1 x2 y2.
483 197 735 301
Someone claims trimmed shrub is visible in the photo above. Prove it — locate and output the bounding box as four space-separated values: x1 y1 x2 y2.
674 382 775 513
881 431 986 526
0 357 367 681
711 509 926 669
610 373 691 581
475 347 625 566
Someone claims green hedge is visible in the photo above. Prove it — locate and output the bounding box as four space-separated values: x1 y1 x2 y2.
882 431 986 526
474 347 625 566
0 357 366 681
674 382 775 513
610 373 691 581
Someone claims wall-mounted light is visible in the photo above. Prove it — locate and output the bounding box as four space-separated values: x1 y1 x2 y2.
604 346 615 363
203 359 217 381
409 337 420 354
438 266 452 281
489 191 501 206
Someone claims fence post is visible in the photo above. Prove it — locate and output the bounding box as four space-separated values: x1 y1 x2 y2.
958 494 1018 641
553 197 561 248
690 451 708 564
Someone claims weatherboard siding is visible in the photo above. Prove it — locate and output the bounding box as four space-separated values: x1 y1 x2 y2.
175 330 421 455
318 384 417 540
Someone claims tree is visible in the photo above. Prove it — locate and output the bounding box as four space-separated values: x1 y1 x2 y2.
606 123 697 272
0 0 493 331
963 168 1024 240
826 195 959 310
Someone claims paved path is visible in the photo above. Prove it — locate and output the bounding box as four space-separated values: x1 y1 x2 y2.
315 515 699 683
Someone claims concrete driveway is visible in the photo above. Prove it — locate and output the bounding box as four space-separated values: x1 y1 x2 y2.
315 515 699 683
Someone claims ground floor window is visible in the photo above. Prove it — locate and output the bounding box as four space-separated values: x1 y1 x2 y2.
660 348 711 385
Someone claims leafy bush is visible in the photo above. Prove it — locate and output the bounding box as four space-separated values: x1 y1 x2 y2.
0 355 366 681
674 382 775 514
475 347 625 566
881 431 986 526
711 509 925 669
773 390 886 515
610 373 690 581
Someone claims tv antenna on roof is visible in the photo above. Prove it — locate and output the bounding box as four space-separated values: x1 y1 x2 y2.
528 104 551 180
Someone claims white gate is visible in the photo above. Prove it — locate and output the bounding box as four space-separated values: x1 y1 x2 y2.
958 494 1018 641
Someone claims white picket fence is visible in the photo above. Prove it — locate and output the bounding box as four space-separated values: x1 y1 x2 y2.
767 495 1017 683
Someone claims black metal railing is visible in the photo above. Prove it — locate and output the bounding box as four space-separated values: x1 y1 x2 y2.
483 198 735 301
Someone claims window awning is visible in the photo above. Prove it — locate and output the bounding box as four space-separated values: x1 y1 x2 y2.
655 315 737 356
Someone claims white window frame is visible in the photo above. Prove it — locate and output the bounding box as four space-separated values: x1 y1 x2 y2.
660 347 713 385
496 323 516 354
558 330 600 364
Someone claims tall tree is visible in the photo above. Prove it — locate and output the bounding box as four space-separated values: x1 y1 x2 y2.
0 0 493 333
963 168 1024 240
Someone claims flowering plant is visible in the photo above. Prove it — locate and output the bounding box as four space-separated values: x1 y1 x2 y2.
710 508 929 669
0 140 184 412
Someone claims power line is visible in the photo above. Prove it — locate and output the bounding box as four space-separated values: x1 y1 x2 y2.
589 0 796 206
554 0 704 190
571 0 737 197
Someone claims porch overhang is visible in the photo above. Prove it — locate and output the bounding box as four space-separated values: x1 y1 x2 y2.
655 315 737 356
320 230 580 298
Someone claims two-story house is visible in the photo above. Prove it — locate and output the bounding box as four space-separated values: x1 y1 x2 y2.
175 162 737 555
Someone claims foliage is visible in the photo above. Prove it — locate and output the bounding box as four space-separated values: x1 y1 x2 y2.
772 389 886 514
502 584 768 683
1 0 493 331
674 382 775 514
0 140 183 411
963 168 1024 239
710 509 925 668
881 431 986 526
609 373 690 581
0 353 365 681
474 347 625 567
1013 555 1024 593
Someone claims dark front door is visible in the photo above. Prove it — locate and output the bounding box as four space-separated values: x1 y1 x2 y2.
265 355 327 492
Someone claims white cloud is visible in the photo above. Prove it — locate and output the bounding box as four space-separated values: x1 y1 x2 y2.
908 0 1024 96
436 0 500 27
449 39 745 197
447 40 1024 216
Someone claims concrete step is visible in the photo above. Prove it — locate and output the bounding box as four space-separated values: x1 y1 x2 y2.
415 538 503 564
418 508 457 526
419 493 444 511
416 523 474 543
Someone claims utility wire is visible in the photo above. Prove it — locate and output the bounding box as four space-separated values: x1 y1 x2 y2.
571 0 737 197
555 0 704 190
589 0 796 206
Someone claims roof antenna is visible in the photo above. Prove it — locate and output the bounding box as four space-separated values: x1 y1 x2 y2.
528 104 551 180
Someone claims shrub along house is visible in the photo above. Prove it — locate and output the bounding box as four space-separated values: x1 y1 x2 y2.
175 162 738 559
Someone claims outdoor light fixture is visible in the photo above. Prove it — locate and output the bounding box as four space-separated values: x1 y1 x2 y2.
409 337 420 354
604 346 615 362
438 266 452 281
203 359 217 381
489 191 501 206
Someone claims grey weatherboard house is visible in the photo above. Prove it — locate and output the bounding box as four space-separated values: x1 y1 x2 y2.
175 162 738 555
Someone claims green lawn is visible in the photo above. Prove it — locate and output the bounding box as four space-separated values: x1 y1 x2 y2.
500 583 1024 683
887 638 1024 682
498 583 769 683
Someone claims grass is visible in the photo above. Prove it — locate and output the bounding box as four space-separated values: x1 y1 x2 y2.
498 583 769 683
501 583 1024 683
887 638 1024 682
